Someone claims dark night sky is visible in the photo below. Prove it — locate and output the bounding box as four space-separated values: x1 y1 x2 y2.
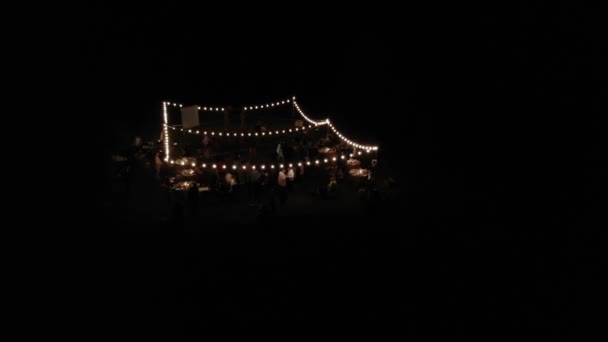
85 3 603 194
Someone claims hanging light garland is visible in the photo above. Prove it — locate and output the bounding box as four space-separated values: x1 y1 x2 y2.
243 97 292 111
167 124 314 138
167 153 365 171
163 96 379 164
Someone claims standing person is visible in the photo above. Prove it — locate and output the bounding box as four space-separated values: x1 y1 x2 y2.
287 166 295 192
277 168 288 206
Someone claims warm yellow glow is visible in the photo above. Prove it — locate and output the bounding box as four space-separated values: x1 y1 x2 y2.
271 165 275 169
198 106 201 110
252 165 256 169
242 165 246 169
332 157 336 161
298 162 302 166
192 163 196 167
261 165 265 169
341 155 345 159
170 160 174 164
324 159 328 163
222 165 226 169
233 165 237 169
212 164 217 168
306 161 311 165
202 163 206 167
315 160 319 164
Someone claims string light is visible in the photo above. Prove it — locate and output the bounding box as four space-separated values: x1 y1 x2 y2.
202 163 206 168
244 97 292 111
212 164 217 169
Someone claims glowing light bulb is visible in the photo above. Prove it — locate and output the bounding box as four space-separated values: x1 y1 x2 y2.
241 133 244 136
289 164 293 168
271 165 275 169
248 133 251 136
280 164 284 168
170 160 174 164
252 166 256 169
298 162 302 166
341 155 345 159
196 130 199 134
212 164 217 168
324 159 328 163
306 161 311 165
315 160 319 164
198 106 201 110
219 132 222 136
332 157 336 161
242 165 246 169
202 163 206 167
222 165 226 169
188 129 191 133
261 165 265 169
233 165 237 169
255 133 258 136
204 107 207 110
276 131 279 134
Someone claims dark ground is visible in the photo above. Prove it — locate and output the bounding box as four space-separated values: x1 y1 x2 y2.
79 3 603 337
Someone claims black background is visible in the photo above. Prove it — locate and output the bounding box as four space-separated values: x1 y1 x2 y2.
81 2 603 337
